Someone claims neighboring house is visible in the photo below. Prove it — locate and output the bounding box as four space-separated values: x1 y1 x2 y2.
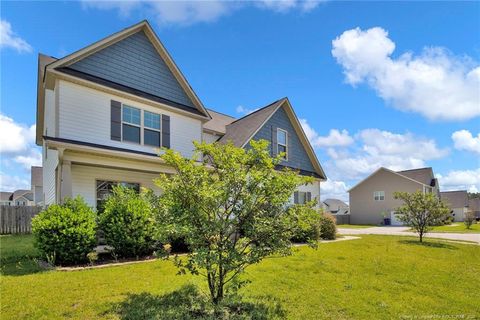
31 166 43 206
322 199 349 215
12 190 34 206
440 191 469 222
469 198 480 219
349 167 439 225
36 20 327 210
0 192 13 206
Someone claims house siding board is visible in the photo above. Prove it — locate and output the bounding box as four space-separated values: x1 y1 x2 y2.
248 106 316 173
71 164 162 208
43 147 58 205
349 169 424 225
57 80 201 159
69 31 195 108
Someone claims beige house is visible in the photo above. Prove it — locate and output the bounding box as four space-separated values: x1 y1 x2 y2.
349 167 439 225
440 191 469 222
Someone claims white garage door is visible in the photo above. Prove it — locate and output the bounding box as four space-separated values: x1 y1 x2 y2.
390 211 404 226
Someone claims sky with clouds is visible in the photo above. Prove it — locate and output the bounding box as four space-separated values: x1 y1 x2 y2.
1 1 479 201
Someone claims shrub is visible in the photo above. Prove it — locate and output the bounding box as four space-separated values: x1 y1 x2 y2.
31 197 97 265
464 211 476 229
320 213 337 240
99 186 157 258
288 205 321 243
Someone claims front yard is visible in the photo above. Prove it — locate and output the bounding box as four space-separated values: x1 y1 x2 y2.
1 234 479 319
428 222 480 233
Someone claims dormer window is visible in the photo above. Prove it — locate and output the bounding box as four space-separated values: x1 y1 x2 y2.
277 128 288 160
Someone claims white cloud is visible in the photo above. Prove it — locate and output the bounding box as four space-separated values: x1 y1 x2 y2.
236 105 258 115
452 130 480 154
0 114 36 154
332 27 480 121
81 0 322 26
14 150 42 170
320 180 349 202
437 168 480 193
0 19 32 53
300 119 354 148
0 172 30 192
326 129 448 179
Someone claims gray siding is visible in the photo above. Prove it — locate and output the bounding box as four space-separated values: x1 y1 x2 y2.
69 31 194 108
249 106 316 173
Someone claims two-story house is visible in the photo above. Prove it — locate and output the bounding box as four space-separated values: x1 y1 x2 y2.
348 167 439 225
36 20 326 210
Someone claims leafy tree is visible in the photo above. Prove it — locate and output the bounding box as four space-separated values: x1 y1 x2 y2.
394 191 449 242
155 140 317 304
464 210 476 229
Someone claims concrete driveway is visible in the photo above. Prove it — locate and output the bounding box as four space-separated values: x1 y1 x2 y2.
338 226 480 244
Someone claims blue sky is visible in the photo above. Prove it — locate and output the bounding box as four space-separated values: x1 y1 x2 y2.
1 1 479 200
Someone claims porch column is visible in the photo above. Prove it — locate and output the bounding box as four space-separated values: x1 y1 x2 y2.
60 160 72 203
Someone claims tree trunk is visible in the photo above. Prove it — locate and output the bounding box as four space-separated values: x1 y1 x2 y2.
419 230 423 243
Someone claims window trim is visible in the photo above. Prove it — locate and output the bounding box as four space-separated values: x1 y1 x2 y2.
374 191 385 201
121 105 142 145
294 191 311 205
143 110 162 147
95 179 141 209
276 128 288 161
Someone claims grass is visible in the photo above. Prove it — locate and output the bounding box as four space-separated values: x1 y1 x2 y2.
1 234 479 319
0 234 43 276
337 224 376 229
427 222 480 233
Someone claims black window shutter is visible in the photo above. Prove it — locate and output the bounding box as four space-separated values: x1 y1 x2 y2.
294 191 299 204
161 114 170 148
307 192 311 202
111 100 121 141
271 126 277 156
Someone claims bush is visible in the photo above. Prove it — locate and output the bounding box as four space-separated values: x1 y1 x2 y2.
464 211 476 229
32 197 97 265
320 213 337 240
99 186 157 258
288 205 321 243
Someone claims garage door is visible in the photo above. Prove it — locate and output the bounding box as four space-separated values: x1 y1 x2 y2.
390 211 404 226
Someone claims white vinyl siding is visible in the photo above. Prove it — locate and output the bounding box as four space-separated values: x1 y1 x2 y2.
57 80 201 158
71 164 162 208
43 146 58 205
44 88 56 136
290 180 321 208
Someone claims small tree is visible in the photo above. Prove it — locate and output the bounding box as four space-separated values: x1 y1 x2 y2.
156 140 318 304
464 210 476 229
394 191 449 242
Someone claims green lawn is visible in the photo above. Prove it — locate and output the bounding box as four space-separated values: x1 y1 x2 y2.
1 234 479 319
428 222 480 233
337 224 376 229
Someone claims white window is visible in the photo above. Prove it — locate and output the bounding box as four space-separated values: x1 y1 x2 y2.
122 105 141 144
374 191 385 201
294 191 311 204
144 111 161 147
96 180 140 211
277 129 288 160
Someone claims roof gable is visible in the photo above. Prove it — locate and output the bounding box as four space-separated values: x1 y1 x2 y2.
219 98 326 179
348 167 427 192
397 167 435 186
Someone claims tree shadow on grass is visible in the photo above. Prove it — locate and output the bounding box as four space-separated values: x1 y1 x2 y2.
109 284 286 320
399 239 458 250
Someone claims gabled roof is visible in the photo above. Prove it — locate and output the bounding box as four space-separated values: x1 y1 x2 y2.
13 190 33 201
440 190 469 208
348 167 432 192
397 167 435 186
37 20 210 145
323 198 349 210
218 99 284 147
0 192 13 201
218 97 326 180
203 109 236 135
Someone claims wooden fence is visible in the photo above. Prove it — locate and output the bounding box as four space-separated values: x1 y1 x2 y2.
334 214 350 225
0 206 43 234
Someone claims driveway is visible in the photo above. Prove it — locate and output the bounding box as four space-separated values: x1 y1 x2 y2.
338 226 480 244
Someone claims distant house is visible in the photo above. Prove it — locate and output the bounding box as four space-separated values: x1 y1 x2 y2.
322 199 349 215
440 191 469 222
31 166 43 206
12 190 34 206
349 167 439 225
469 198 480 219
0 192 13 206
